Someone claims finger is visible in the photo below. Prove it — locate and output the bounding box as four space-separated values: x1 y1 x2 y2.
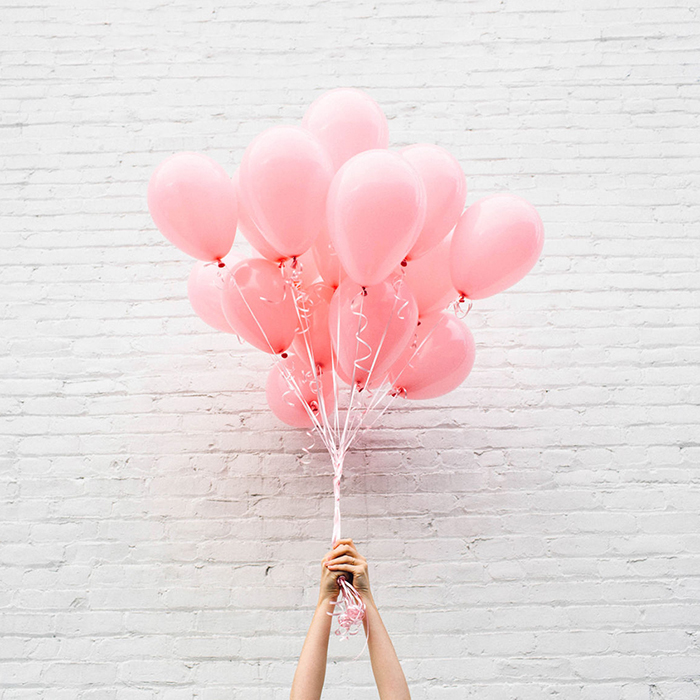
323 544 350 562
330 543 361 559
328 554 366 570
327 563 364 578
328 544 352 559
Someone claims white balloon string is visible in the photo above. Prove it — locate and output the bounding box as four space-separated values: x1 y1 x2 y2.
230 266 328 437
344 278 407 444
388 313 445 391
283 260 333 446
452 295 473 319
339 291 367 453
300 429 316 466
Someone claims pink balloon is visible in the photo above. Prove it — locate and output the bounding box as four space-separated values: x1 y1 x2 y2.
266 355 335 428
147 152 237 261
451 194 544 300
239 126 334 258
303 88 389 172
312 224 346 289
401 144 467 260
297 249 320 287
402 234 459 316
187 261 235 334
221 258 298 354
390 312 475 400
327 150 427 287
292 283 335 370
232 170 285 262
221 249 244 268
328 276 418 389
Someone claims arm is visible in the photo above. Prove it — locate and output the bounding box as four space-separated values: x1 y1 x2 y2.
290 548 346 700
326 540 411 700
289 596 334 700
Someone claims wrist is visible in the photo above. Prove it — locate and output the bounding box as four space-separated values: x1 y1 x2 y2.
317 592 338 608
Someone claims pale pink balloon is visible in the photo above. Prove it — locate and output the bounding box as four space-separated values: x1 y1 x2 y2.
327 150 427 287
221 258 298 354
401 144 467 260
297 249 320 287
302 88 389 172
239 126 334 258
451 194 544 300
402 234 459 316
390 312 475 400
221 250 247 270
328 276 418 389
187 261 235 334
266 355 335 428
232 169 285 262
292 283 335 370
147 152 237 261
312 224 346 288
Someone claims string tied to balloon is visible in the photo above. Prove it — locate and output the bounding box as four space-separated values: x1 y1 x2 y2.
452 294 473 319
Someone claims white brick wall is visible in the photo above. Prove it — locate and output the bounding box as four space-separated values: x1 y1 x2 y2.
1 0 699 697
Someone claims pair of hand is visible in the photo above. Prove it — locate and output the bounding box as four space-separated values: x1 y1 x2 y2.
318 539 372 603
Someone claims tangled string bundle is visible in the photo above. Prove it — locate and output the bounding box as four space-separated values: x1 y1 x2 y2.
330 576 367 639
147 88 544 638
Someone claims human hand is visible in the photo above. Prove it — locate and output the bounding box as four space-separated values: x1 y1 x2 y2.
319 538 373 604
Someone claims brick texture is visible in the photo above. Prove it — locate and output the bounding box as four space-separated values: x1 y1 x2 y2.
1 1 699 698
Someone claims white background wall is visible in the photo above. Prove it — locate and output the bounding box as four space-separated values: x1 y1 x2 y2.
2 0 699 698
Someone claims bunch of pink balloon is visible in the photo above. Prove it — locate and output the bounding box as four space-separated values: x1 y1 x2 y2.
148 88 543 638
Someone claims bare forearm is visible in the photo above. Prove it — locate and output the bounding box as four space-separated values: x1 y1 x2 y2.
290 596 335 700
364 596 411 700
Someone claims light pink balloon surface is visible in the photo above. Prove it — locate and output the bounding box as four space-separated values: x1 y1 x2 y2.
221 258 297 354
297 249 320 287
390 312 475 400
327 150 427 287
303 88 390 172
147 152 237 261
292 283 335 370
266 355 335 428
450 193 544 300
187 262 235 334
401 144 467 260
329 277 418 389
402 234 459 316
232 169 285 262
312 224 346 288
240 126 334 258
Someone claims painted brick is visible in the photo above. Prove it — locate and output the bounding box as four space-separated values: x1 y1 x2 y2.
1 1 699 698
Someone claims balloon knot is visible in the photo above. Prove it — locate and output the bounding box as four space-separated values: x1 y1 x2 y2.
400 258 408 267
217 260 225 268
361 287 368 297
281 352 288 359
